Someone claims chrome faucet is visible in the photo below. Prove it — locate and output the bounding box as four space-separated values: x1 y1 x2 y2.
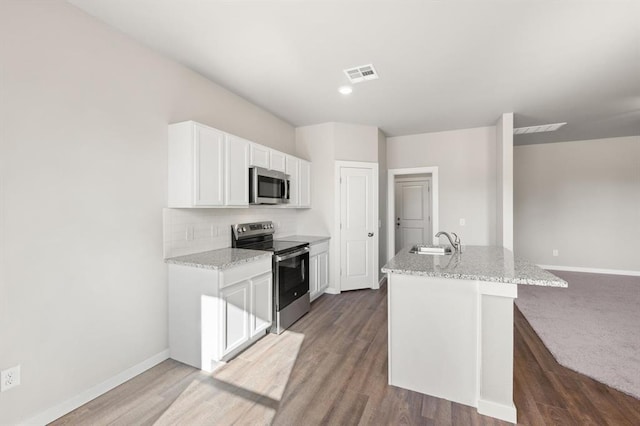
435 231 462 252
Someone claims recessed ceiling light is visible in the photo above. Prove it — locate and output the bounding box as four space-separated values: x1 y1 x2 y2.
513 122 567 135
338 85 353 95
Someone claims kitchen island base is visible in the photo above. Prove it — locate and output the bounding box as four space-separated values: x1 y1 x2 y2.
387 273 517 423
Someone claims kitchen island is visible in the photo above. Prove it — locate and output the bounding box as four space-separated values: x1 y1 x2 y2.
381 246 566 423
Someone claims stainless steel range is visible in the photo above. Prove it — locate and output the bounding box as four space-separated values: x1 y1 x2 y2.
231 221 310 334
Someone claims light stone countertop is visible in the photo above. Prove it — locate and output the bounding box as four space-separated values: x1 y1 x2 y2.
165 248 272 270
381 245 567 287
278 235 330 245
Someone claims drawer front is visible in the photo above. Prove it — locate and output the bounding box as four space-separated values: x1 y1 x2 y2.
220 257 272 289
309 240 329 256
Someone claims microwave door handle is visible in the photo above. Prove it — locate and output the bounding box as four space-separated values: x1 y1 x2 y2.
302 258 305 282
286 180 290 200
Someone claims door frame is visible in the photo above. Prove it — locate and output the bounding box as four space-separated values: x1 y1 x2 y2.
335 161 379 293
387 167 439 262
394 177 432 254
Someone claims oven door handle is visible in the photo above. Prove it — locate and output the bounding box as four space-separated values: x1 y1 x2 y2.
275 247 309 262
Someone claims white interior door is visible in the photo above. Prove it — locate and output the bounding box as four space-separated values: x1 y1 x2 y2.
394 179 431 253
340 165 377 292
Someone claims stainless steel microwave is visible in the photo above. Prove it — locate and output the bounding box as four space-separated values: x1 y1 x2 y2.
249 167 290 205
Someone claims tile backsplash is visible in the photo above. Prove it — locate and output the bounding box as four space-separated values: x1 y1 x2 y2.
163 208 298 258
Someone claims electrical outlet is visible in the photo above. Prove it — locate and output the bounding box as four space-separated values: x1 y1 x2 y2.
459 218 466 226
553 249 559 257
185 226 194 241
210 225 218 237
1 365 21 392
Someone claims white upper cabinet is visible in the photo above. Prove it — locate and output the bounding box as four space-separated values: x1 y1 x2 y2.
249 143 270 169
168 121 310 209
299 159 311 208
225 135 249 206
285 155 299 206
270 150 286 173
169 121 225 207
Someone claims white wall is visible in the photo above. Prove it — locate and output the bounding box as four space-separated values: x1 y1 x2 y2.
514 136 640 272
296 122 381 292
0 1 294 423
387 126 497 246
378 130 388 279
334 122 379 162
496 113 514 250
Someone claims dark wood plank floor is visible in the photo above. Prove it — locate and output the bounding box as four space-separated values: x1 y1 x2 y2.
52 283 640 425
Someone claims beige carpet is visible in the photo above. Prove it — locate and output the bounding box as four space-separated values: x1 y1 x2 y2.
515 270 640 399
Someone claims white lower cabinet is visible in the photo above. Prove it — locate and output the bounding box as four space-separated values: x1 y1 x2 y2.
168 257 272 372
309 240 330 301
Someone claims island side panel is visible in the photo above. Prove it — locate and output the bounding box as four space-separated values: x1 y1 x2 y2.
387 273 478 407
478 282 518 423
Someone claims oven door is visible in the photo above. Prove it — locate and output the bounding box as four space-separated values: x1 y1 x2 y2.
274 248 309 310
250 167 290 204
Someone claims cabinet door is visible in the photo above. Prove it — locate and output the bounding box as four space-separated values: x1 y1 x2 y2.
285 156 299 206
250 143 270 168
250 272 272 337
318 252 329 290
299 160 311 207
220 281 250 357
194 125 225 206
225 135 249 206
270 150 286 172
309 254 319 299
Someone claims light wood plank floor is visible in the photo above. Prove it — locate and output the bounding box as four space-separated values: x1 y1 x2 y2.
52 284 640 425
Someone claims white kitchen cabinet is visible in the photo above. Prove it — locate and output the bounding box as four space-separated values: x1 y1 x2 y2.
298 159 311 208
168 121 249 207
285 155 299 206
168 121 225 207
309 240 329 301
220 281 250 357
169 120 311 209
270 150 286 173
225 135 249 206
250 143 270 169
168 256 272 372
250 272 272 337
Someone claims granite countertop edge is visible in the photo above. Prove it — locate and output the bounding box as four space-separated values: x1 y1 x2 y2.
380 267 567 287
381 246 568 288
165 248 272 271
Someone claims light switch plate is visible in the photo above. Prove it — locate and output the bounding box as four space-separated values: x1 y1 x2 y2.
459 218 466 226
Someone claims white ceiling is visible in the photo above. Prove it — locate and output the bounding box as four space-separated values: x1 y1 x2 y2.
68 0 639 144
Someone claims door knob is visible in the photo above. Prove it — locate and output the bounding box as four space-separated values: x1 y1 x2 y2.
368 232 374 237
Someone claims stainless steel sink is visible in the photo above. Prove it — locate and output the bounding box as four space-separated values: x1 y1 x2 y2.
409 244 453 255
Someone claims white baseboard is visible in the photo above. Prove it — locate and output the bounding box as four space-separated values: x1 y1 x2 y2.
21 349 170 426
477 398 517 424
324 287 340 295
538 264 640 277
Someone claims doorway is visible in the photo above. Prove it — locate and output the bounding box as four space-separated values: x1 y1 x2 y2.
387 167 439 260
394 177 432 253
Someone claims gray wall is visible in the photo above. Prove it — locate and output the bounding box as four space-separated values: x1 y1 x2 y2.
0 1 294 423
514 136 640 272
378 129 388 279
387 126 497 246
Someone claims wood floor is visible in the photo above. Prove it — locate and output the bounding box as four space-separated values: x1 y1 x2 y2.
53 284 640 425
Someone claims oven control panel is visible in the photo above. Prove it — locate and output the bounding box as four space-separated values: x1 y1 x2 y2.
232 221 275 240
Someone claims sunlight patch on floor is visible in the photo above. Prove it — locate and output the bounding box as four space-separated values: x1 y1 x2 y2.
154 331 305 424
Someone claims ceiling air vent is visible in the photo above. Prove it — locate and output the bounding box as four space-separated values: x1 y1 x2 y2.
513 122 567 135
344 64 379 84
